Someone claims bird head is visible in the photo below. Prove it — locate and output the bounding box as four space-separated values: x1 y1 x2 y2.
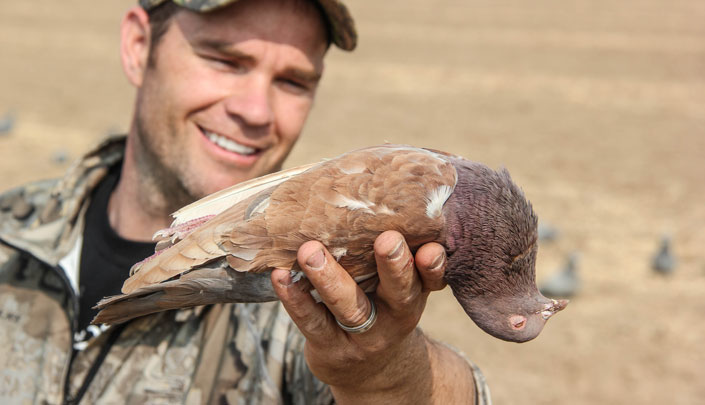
443 161 568 342
446 238 569 342
456 290 569 343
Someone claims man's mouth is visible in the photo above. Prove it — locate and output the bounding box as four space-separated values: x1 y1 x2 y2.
201 128 258 156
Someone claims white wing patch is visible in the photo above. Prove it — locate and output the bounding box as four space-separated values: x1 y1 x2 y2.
375 204 396 216
290 271 305 284
333 195 375 214
246 196 270 219
330 247 348 261
425 185 454 218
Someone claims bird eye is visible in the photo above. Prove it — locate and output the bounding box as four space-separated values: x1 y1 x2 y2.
509 315 526 330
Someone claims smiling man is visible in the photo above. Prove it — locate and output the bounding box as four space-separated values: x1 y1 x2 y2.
0 0 490 404
116 0 330 241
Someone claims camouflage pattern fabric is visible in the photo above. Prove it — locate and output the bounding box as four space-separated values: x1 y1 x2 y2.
0 136 331 404
138 0 358 51
0 136 491 404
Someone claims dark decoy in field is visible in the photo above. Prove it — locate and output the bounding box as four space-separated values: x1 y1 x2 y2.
651 235 676 275
51 149 69 165
538 222 559 242
0 111 15 135
540 252 580 298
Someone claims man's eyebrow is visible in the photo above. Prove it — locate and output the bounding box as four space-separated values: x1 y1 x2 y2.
195 39 256 63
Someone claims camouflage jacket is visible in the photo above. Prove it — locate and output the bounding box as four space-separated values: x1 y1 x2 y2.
0 136 491 405
0 136 333 404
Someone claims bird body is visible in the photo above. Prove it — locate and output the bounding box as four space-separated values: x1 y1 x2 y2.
651 235 676 275
95 145 567 342
538 222 560 242
0 111 15 135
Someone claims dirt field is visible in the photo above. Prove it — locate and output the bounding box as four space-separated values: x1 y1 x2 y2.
1 1 703 403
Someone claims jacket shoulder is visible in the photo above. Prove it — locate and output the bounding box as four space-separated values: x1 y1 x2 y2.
0 135 126 263
0 178 61 231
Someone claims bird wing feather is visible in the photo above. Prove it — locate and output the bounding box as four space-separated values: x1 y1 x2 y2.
121 145 458 295
122 165 317 293
170 162 318 227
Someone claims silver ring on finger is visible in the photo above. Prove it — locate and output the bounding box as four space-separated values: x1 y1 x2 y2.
335 296 377 334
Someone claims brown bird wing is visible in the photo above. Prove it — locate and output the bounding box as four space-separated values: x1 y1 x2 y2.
223 145 458 280
121 145 458 295
121 163 317 294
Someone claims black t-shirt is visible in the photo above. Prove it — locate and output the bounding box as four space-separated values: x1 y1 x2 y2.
75 164 156 339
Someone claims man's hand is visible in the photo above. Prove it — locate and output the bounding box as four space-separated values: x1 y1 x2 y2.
271 230 475 403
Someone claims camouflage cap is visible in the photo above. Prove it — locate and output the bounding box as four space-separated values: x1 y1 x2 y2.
139 0 357 51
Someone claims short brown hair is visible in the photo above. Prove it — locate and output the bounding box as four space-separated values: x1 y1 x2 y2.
146 1 180 65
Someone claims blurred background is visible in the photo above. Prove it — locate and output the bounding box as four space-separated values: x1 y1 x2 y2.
1 1 703 403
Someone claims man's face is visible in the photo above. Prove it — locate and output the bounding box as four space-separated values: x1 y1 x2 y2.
133 0 327 205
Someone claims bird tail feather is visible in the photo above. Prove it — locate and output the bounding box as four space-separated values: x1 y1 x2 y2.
93 267 279 325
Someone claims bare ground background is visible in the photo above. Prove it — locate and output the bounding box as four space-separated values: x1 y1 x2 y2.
1 1 704 403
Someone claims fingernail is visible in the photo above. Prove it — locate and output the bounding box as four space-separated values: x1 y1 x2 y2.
306 249 326 270
277 271 293 287
430 251 446 271
387 239 404 261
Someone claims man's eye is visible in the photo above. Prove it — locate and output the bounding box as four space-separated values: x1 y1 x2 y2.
279 79 309 94
204 56 243 71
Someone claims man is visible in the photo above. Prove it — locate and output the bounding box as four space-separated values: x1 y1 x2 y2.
0 0 491 403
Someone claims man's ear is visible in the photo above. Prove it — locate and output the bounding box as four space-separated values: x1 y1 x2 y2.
120 7 152 87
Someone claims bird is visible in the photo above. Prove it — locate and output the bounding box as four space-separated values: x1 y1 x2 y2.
538 222 560 242
539 252 580 298
51 149 69 165
94 145 568 343
651 235 676 275
0 111 15 135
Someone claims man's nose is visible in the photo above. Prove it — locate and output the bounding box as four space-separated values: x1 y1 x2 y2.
223 75 273 128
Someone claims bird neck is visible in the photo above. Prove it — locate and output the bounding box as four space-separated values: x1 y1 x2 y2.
442 161 488 256
441 159 539 298
442 194 473 256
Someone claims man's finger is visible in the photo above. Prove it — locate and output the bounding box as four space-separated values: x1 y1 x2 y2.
271 268 337 345
373 231 422 310
297 241 373 330
414 243 448 292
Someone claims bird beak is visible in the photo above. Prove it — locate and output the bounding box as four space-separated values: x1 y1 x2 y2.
539 298 569 320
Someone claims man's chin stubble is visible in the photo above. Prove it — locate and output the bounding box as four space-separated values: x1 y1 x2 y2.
134 119 199 215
